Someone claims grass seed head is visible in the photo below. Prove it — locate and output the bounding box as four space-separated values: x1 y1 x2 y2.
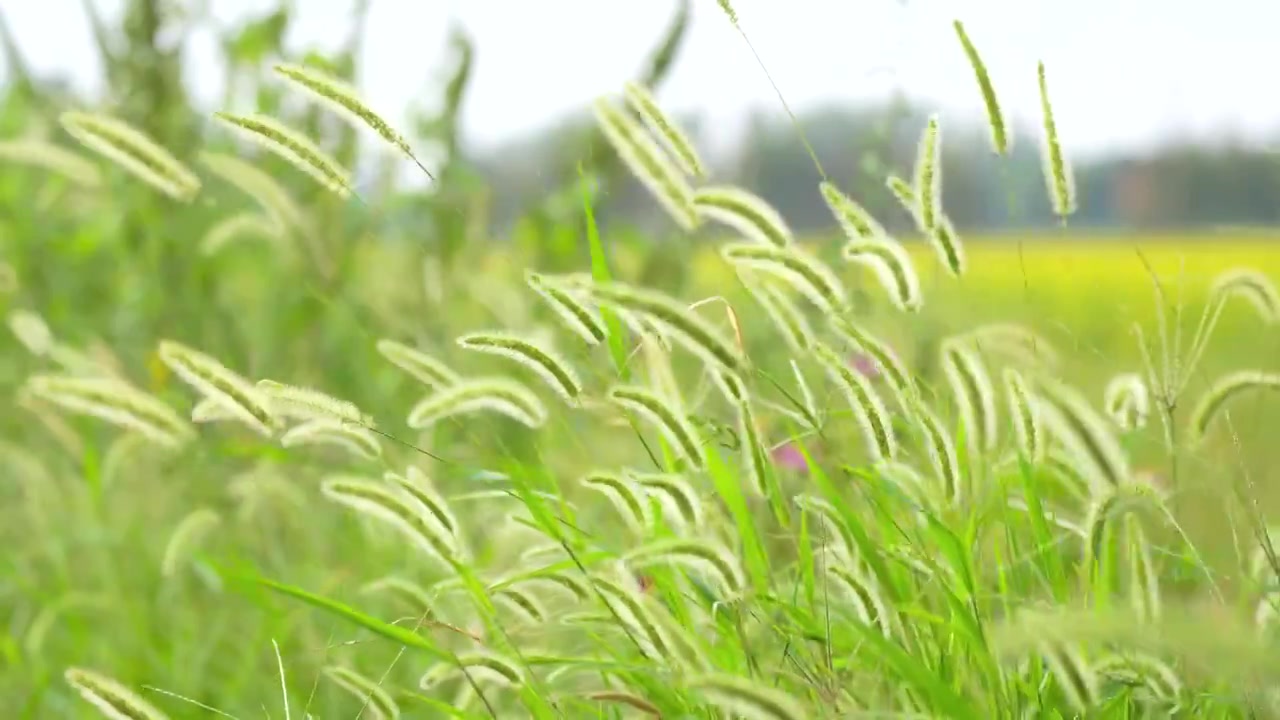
930 215 967 277
741 278 815 353
198 150 304 231
157 340 277 437
693 185 792 247
525 271 607 345
912 400 964 505
688 673 807 720
1035 377 1132 493
582 471 651 534
593 97 698 231
814 342 897 462
623 81 706 179
721 242 846 314
625 538 745 597
256 379 373 426
280 419 383 461
321 476 461 565
1103 372 1150 431
913 115 942 233
886 173 918 211
953 20 1011 155
842 238 923 312
820 180 888 240
321 665 400 720
0 138 103 187
406 377 548 429
274 62 434 181
1003 367 1044 462
376 339 461 390
1037 61 1077 218
456 331 583 401
198 212 283 257
1189 370 1280 442
213 111 353 197
941 338 998 456
9 309 54 356
1209 268 1280 324
59 112 200 201
627 470 704 529
160 507 221 578
64 667 171 720
24 374 194 448
579 280 747 375
829 316 914 397
607 385 706 470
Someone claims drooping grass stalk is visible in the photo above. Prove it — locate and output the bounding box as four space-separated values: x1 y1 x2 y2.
0 138 103 187
280 419 383 461
197 150 305 232
741 278 815 353
581 471 650 534
814 343 896 462
568 278 747 375
8 309 53 357
64 667 171 720
1033 377 1131 493
376 339 461 390
608 385 706 470
1102 373 1150 431
940 339 998 457
23 374 194 448
407 378 548 430
841 239 923 312
820 181 887 240
157 340 277 437
885 174 916 210
720 242 846 314
624 538 745 597
160 507 221 578
693 185 792 247
1189 371 1280 443
622 81 706 179
1003 367 1043 463
274 62 436 182
59 111 200 201
198 212 284 257
322 665 401 720
687 673 806 720
456 332 583 402
592 97 698 230
213 112 354 198
525 271 607 346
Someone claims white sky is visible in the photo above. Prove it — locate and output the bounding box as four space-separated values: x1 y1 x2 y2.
4 0 1278 160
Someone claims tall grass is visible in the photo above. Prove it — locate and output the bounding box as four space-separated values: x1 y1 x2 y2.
4 7 1280 720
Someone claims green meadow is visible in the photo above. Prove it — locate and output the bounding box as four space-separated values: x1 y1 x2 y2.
5 2 1280 718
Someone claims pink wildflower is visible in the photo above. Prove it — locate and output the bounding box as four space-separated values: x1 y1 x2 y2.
771 442 811 473
849 352 880 380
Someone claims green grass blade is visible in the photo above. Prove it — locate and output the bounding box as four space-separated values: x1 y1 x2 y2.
579 162 630 380
251 575 449 660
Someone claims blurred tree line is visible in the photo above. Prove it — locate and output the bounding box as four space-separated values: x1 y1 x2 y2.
2 0 1279 258
480 101 1280 237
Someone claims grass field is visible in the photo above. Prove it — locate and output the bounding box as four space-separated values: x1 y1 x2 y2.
7 43 1280 720
8 219 1280 717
